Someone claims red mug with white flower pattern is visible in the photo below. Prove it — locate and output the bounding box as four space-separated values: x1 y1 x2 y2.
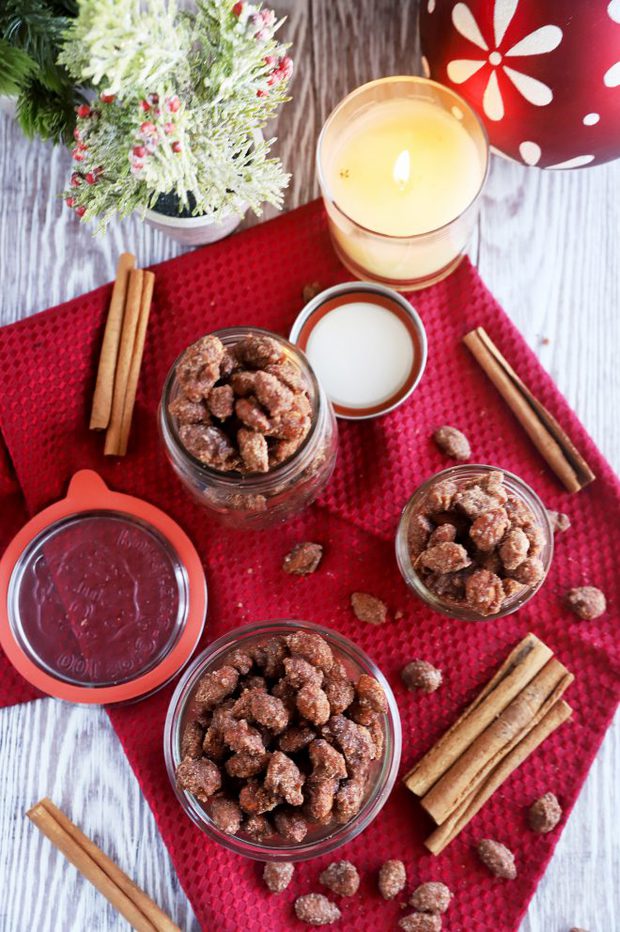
420 0 620 168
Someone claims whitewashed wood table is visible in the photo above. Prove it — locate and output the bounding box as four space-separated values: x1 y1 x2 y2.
0 3 618 930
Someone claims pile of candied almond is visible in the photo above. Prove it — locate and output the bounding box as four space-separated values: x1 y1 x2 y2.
408 470 547 616
169 333 313 474
176 630 386 843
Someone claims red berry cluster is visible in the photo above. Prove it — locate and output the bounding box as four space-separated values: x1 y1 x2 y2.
66 164 103 217
257 54 293 98
129 95 183 174
71 103 99 161
252 8 275 42
140 92 160 113
71 124 88 161
67 104 106 218
269 55 293 85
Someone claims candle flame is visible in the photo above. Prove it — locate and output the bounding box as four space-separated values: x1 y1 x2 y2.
393 149 410 189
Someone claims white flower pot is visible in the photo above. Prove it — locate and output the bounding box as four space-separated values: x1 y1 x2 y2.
142 205 246 246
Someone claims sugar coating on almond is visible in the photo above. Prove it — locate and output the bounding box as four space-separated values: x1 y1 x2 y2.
401 660 442 694
319 860 360 896
283 541 324 576
528 792 562 833
350 591 388 625
378 859 407 899
547 509 571 533
433 425 471 461
398 914 442 932
409 881 452 913
294 893 341 925
209 797 242 834
476 838 517 879
263 861 294 893
566 586 606 620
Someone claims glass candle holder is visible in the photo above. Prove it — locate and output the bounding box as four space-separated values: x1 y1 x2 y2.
317 77 489 290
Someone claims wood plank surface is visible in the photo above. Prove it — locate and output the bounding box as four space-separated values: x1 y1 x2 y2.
0 2 618 930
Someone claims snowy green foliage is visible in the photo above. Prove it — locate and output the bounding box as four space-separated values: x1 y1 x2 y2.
59 0 293 229
0 1 85 144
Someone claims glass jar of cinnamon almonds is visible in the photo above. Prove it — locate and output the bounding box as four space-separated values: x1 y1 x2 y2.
159 328 338 529
163 620 402 861
395 465 553 621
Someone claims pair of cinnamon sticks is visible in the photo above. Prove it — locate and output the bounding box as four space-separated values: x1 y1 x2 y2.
27 798 179 932
404 633 573 855
89 253 155 456
463 327 595 493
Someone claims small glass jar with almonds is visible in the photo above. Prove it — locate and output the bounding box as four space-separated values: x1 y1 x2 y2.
160 327 338 528
395 465 553 621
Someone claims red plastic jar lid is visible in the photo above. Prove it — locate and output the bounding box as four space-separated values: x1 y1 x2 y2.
0 471 207 704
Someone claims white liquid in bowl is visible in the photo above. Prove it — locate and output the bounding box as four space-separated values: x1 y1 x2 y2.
305 301 414 408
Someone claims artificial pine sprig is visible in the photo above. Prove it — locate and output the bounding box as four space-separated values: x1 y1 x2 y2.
16 74 84 143
0 41 37 97
60 0 190 95
1 0 83 143
60 0 293 230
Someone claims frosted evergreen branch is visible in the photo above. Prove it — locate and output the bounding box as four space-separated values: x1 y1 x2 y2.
61 0 293 229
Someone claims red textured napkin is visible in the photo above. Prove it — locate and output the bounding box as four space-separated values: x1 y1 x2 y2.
0 200 618 932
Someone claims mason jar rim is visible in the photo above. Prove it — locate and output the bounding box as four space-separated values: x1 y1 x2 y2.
395 464 554 622
163 619 402 861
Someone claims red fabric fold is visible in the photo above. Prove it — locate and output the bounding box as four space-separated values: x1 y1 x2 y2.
0 200 618 931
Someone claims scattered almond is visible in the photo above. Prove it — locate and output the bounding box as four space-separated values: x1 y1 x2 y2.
294 893 341 925
566 586 606 620
263 861 294 893
282 541 323 576
401 660 442 694
350 592 387 625
398 914 441 932
476 838 517 879
378 859 407 900
433 425 471 461
528 792 562 834
547 509 570 533
409 881 452 914
319 860 360 897
302 281 323 302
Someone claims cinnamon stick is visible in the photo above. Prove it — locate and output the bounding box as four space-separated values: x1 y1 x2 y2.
27 799 179 932
404 633 553 797
425 699 572 855
463 327 595 493
475 327 595 489
421 658 573 825
104 268 144 456
90 253 136 430
117 270 155 456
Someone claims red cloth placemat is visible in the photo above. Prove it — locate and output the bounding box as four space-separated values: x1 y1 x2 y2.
0 200 618 931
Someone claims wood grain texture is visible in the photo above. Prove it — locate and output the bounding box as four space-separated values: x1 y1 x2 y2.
0 1 618 930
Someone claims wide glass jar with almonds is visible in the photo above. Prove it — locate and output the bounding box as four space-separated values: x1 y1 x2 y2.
396 465 553 621
160 328 338 528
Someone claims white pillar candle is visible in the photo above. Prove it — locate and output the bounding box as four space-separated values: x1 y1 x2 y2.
317 78 489 290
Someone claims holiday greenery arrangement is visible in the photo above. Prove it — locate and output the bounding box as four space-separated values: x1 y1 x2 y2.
59 0 293 229
0 1 86 145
